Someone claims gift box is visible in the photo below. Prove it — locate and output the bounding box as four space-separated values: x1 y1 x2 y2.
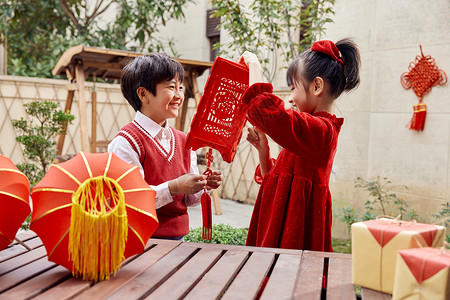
392 247 450 300
351 218 445 294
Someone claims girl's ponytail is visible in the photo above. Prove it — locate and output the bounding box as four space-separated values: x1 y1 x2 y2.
335 38 361 92
287 38 361 99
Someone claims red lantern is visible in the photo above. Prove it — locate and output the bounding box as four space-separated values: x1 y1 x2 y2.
0 156 31 251
185 57 249 163
30 152 158 281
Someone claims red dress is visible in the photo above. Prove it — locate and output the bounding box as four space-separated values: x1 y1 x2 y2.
242 83 344 251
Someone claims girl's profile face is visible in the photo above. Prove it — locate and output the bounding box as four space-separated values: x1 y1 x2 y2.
288 79 315 114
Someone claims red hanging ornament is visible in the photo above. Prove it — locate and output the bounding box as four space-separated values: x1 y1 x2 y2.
401 45 447 131
200 149 214 240
185 57 249 240
185 57 249 163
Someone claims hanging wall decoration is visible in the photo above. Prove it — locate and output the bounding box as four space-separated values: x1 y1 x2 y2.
401 45 447 131
185 56 249 240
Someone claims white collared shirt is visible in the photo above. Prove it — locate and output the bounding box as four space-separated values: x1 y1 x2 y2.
108 111 201 209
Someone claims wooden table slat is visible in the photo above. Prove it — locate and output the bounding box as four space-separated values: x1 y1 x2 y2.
145 247 223 299
260 253 302 300
304 250 351 259
360 287 392 300
0 256 56 292
293 253 324 299
184 249 249 300
183 241 301 255
0 265 71 299
12 230 39 243
327 256 356 300
106 243 197 299
73 240 182 299
32 275 91 300
0 236 43 263
0 245 47 276
221 251 275 300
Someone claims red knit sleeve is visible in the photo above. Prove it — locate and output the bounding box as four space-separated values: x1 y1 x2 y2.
244 83 338 156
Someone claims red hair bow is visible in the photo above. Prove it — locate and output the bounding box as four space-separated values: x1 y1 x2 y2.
311 40 344 65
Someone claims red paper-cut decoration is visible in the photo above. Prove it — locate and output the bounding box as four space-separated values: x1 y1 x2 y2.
401 45 447 131
185 57 249 163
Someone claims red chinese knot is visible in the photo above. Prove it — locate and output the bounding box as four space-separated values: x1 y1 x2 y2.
401 45 447 131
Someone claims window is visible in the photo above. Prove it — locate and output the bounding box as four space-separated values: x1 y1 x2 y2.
206 9 220 61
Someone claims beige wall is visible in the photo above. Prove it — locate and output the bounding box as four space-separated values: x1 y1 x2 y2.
322 0 450 236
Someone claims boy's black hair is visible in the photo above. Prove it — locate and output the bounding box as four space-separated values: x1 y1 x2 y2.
287 38 361 99
120 53 185 111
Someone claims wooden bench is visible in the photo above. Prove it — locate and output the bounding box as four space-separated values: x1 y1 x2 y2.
0 231 391 299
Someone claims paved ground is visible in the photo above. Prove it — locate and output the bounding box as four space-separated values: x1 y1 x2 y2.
188 198 254 229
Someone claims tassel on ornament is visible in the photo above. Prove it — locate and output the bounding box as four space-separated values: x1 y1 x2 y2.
201 189 212 240
68 176 128 281
409 102 427 131
201 148 213 241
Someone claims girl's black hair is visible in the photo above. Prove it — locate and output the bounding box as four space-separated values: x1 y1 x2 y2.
120 53 185 111
287 38 360 98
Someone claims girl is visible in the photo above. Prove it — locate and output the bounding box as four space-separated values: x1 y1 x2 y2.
239 39 360 251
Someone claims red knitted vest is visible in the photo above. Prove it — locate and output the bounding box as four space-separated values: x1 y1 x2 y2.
117 121 191 237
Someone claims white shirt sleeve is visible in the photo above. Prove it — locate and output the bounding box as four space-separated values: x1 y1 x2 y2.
184 150 202 207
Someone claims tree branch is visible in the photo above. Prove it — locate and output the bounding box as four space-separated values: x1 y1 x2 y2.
58 0 79 28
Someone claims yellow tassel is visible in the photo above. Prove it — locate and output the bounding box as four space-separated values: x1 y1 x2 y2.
68 176 128 281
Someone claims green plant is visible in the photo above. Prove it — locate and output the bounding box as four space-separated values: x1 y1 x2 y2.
185 224 248 245
355 177 417 221
212 0 335 82
335 206 359 241
13 100 74 229
433 201 449 228
0 0 193 78
332 238 351 254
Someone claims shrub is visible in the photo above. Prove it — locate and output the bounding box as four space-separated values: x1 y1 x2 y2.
185 224 248 246
355 176 417 221
335 206 359 241
12 100 75 229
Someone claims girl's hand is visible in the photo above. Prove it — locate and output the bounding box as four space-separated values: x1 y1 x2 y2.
206 170 223 190
246 126 269 153
239 51 260 67
239 51 264 84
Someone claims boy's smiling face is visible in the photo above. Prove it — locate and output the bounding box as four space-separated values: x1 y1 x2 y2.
139 76 184 126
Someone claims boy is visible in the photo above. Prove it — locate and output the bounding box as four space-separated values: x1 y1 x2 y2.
109 53 223 240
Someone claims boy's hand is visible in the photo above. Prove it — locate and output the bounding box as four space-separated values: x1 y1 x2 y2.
169 174 207 196
206 170 223 190
247 126 269 153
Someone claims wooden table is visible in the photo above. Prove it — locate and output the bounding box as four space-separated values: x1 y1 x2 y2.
0 231 391 299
